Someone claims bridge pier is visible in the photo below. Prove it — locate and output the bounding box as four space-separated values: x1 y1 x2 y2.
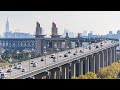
34 72 48 79
95 53 100 73
71 61 77 78
108 48 112 66
61 64 70 79
88 55 95 73
83 57 89 74
99 51 104 68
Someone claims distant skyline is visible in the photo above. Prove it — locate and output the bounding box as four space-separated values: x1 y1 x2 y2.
0 11 120 36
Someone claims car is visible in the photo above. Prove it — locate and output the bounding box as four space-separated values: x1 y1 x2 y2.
53 57 56 59
33 62 38 67
7 69 12 73
64 54 68 57
21 69 25 72
50 54 55 58
80 50 83 53
96 45 99 48
73 53 76 55
31 61 35 64
18 62 21 65
0 73 8 79
89 46 91 50
41 58 44 61
17 65 22 69
14 65 19 69
59 55 62 57
68 51 71 54
0 69 4 73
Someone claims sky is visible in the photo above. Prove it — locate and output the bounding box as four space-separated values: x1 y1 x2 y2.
0 11 120 36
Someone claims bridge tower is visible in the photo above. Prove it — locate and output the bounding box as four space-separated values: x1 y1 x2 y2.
35 22 45 56
76 33 82 47
50 22 61 52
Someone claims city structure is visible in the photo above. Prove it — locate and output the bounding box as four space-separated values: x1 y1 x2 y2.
0 21 119 79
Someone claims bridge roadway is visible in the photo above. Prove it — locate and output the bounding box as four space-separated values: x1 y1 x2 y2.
2 40 118 79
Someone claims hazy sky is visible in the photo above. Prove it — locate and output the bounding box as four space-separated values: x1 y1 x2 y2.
0 11 120 36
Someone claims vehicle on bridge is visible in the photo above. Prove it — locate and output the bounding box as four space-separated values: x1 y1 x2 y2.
0 72 8 79
33 62 38 67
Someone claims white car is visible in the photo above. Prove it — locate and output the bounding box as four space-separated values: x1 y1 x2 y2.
33 62 38 67
0 73 8 79
50 54 55 58
17 65 22 69
0 69 4 73
31 61 35 64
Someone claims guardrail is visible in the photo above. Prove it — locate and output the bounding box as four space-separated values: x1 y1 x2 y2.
7 41 119 79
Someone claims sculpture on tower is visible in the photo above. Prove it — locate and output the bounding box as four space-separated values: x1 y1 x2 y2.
37 22 40 27
52 22 58 35
36 22 42 37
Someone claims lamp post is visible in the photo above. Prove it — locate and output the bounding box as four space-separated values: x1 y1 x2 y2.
56 48 59 61
75 44 77 53
44 46 47 65
67 46 69 53
28 53 31 71
9 57 12 76
16 50 19 61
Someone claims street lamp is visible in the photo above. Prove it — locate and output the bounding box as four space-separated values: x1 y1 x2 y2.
44 46 47 65
75 44 77 53
83 44 84 53
16 50 19 61
9 57 12 76
67 46 69 53
56 48 59 61
28 53 31 71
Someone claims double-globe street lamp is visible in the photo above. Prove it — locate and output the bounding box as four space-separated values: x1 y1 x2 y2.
28 53 31 71
44 46 47 65
16 50 19 61
9 57 12 76
75 44 77 53
56 48 59 61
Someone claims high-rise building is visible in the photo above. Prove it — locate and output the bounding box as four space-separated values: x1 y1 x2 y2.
5 18 10 32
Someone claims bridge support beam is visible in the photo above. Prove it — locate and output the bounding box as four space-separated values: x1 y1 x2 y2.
100 51 104 68
95 53 100 73
34 72 48 79
108 48 112 66
83 57 89 74
61 64 70 79
89 55 95 73
71 61 77 78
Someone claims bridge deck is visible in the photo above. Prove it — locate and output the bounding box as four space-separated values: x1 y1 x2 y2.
1 40 118 79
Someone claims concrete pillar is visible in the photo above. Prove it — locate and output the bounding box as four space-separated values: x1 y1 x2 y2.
71 61 77 78
103 50 107 67
108 48 112 66
112 47 115 63
79 60 83 75
66 64 70 79
100 51 104 68
95 53 100 73
106 49 109 66
114 47 116 62
83 57 89 74
56 68 60 79
76 61 81 77
61 65 66 79
89 55 95 73
34 72 48 79
50 69 56 79
115 46 117 62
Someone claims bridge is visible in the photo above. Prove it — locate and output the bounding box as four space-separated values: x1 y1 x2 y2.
1 40 118 79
